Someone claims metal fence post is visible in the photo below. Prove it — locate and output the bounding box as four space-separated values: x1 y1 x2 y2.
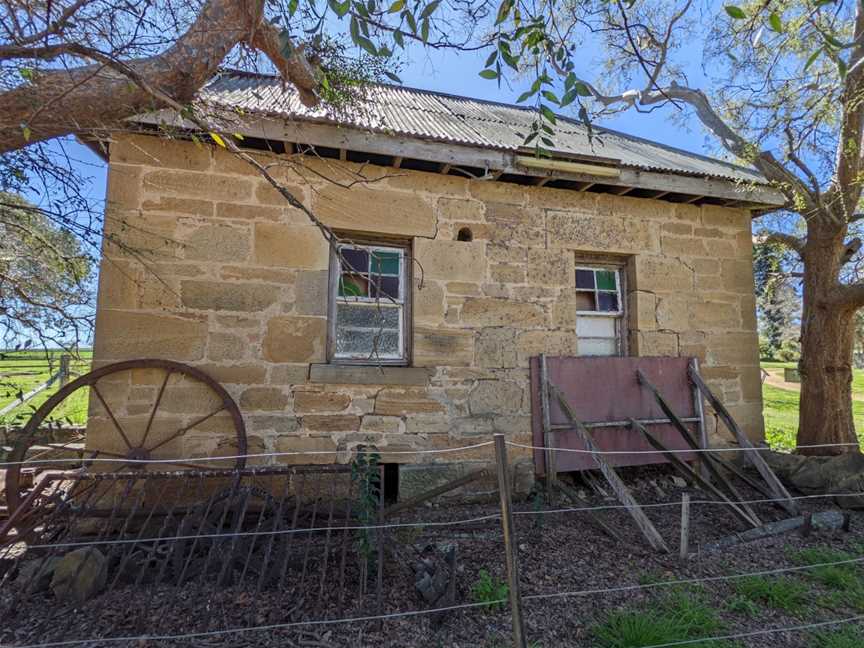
493 433 528 648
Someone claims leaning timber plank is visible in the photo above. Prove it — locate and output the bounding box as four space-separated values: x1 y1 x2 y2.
688 366 799 515
633 420 760 529
635 370 762 528
702 511 849 552
382 468 490 519
556 480 625 543
550 385 669 553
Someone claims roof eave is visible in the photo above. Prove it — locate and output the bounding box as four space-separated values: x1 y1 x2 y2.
129 110 787 209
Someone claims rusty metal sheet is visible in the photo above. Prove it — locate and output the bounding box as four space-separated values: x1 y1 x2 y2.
530 356 698 473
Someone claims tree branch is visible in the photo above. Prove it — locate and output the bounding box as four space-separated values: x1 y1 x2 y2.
0 0 321 152
757 230 805 255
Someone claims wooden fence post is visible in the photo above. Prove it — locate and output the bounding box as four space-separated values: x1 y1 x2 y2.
59 354 71 387
493 433 528 648
679 492 691 560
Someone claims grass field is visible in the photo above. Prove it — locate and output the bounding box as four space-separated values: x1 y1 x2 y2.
0 349 92 426
761 360 864 450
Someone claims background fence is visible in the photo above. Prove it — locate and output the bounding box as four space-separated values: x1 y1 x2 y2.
0 351 91 425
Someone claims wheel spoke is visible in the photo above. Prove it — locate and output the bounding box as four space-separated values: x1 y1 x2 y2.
161 461 224 472
140 370 172 450
83 448 130 463
92 383 134 450
147 406 226 453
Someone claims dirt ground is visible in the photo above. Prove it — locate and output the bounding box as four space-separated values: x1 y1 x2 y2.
1 465 863 647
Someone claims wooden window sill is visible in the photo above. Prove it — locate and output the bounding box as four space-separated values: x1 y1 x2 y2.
309 364 431 386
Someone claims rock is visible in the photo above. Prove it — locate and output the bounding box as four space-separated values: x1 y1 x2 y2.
51 548 108 603
16 557 58 594
760 450 808 482
833 472 864 510
789 452 864 494
670 476 687 489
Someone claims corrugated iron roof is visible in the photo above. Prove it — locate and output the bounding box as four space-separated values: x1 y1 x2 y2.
198 71 766 185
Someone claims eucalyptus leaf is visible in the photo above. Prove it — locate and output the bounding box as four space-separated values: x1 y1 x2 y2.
724 5 746 19
420 0 440 19
479 69 499 79
768 12 782 33
804 47 822 72
539 104 557 125
495 0 513 26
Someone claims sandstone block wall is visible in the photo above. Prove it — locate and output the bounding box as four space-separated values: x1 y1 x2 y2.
88 133 764 473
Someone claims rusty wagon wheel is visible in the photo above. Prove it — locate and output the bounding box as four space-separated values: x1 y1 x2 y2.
4 359 247 514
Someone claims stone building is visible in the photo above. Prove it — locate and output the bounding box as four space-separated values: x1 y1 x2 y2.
89 72 784 495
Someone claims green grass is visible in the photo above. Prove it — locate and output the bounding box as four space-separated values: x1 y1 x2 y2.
593 588 740 648
732 575 808 612
0 349 92 426
791 547 862 591
761 363 864 450
812 625 864 648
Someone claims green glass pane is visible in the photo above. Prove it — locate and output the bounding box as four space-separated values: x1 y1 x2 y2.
371 251 400 275
596 270 617 291
339 274 367 297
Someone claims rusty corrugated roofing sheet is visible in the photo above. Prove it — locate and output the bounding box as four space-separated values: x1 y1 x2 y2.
199 71 766 184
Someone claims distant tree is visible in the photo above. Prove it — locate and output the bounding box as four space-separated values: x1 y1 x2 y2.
754 239 800 360
0 193 93 350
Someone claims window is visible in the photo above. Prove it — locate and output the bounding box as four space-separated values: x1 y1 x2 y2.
575 264 626 356
328 241 410 364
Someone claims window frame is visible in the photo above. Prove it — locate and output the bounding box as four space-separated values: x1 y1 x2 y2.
573 261 628 357
327 238 412 366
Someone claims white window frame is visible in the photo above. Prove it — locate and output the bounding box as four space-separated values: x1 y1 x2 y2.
327 241 411 365
574 263 628 357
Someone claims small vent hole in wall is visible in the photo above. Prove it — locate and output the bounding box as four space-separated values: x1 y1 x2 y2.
456 227 473 242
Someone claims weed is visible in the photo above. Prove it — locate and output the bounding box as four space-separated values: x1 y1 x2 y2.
725 593 759 617
470 569 508 610
593 588 738 648
637 571 665 586
812 625 864 648
733 575 807 612
791 547 861 591
350 443 381 591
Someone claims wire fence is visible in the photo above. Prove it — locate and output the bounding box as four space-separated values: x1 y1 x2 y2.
1 438 863 647
0 352 91 426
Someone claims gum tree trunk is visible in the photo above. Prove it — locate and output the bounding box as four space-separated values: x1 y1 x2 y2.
797 221 858 455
